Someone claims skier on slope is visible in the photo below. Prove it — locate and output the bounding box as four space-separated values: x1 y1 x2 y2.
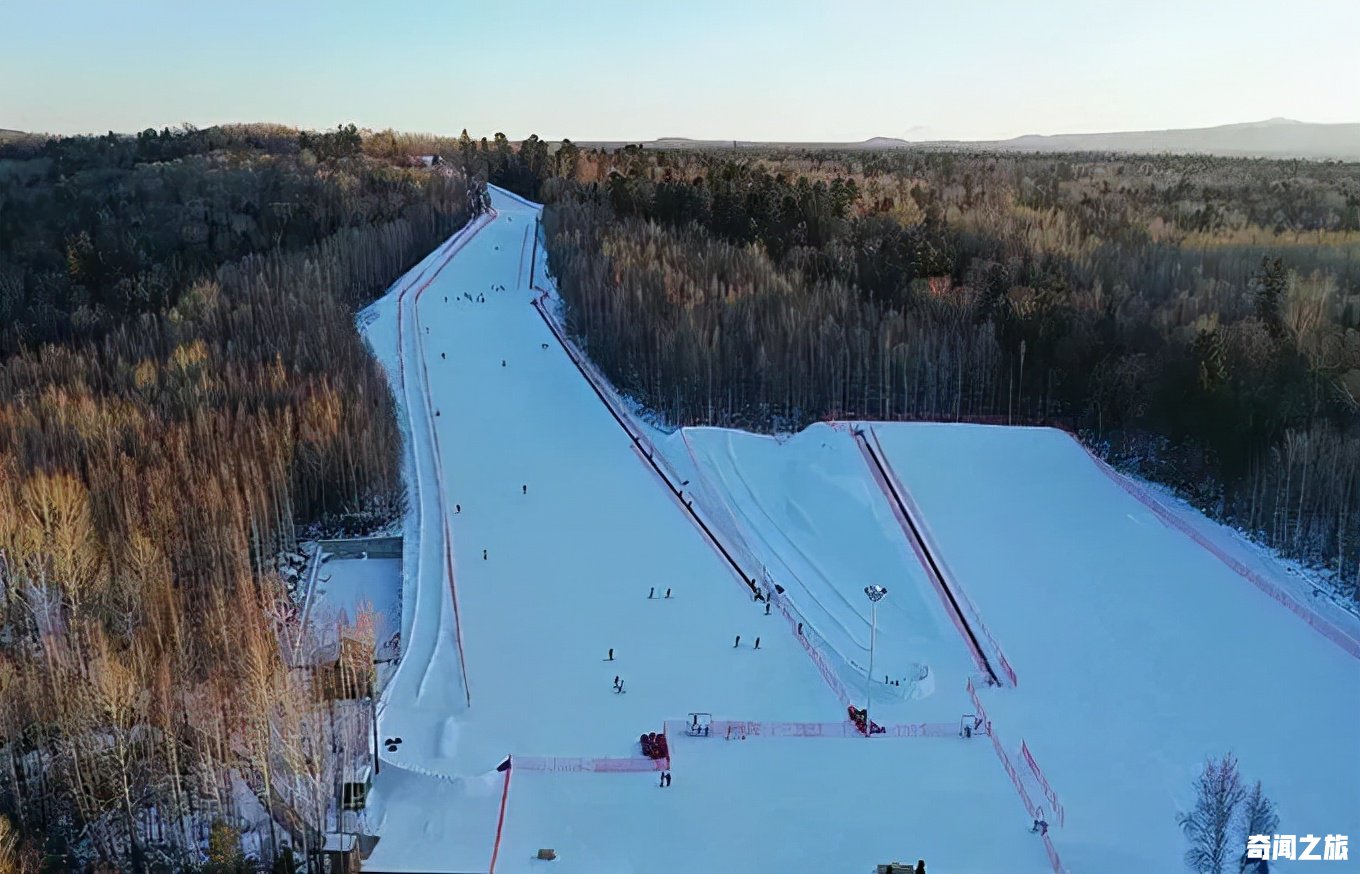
483 549 487 560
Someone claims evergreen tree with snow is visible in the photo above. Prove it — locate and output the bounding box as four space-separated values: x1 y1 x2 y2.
1179 753 1245 874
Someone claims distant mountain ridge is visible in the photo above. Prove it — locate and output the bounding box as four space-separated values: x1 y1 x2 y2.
582 119 1360 160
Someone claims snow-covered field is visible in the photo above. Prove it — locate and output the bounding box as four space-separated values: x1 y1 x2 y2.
355 188 1360 873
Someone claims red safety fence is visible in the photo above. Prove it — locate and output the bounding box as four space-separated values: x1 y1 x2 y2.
488 761 512 874
513 755 668 773
966 679 1067 873
1069 434 1360 662
663 718 975 740
1021 740 1066 828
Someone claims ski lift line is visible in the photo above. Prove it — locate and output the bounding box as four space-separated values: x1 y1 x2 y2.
1068 432 1360 661
853 427 1001 686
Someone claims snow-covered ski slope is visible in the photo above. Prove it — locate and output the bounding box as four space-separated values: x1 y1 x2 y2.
357 189 1048 873
359 187 1358 873
869 423 1360 873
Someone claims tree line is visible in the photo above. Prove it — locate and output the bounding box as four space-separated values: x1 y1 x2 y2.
0 124 484 871
519 144 1360 603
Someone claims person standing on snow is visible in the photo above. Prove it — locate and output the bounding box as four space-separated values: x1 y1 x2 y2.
754 637 760 650
733 635 741 647
482 549 487 560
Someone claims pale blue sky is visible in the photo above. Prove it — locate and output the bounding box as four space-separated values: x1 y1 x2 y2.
2 0 1356 140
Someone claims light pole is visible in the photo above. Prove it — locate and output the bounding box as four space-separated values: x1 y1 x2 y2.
863 585 887 736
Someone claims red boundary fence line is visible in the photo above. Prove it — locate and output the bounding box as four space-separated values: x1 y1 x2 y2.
396 208 496 708
967 680 1067 873
488 760 512 874
851 426 1003 686
1021 740 1066 828
1068 434 1360 662
865 425 1019 687
664 718 967 739
513 755 668 773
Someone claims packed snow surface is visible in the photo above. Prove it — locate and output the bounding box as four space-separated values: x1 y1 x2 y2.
355 188 1359 873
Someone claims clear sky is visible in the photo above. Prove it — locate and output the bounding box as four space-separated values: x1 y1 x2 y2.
2 0 1356 141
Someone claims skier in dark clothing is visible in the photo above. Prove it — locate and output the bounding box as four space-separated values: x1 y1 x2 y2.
522 484 527 494
648 587 655 599
765 602 771 615
754 637 760 649
734 635 741 647
455 503 461 513
482 549 487 560
607 648 614 661
797 622 803 635
664 588 671 599
441 352 446 359
502 360 506 367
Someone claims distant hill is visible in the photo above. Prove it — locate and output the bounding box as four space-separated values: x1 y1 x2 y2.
971 118 1360 161
580 119 1360 160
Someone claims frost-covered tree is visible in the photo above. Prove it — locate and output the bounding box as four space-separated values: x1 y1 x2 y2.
1237 781 1278 873
1180 754 1246 873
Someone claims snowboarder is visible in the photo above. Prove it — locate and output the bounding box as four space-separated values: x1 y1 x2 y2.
648 587 655 599
733 635 741 647
482 549 487 560
754 637 760 650
607 648 614 661
664 588 671 599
